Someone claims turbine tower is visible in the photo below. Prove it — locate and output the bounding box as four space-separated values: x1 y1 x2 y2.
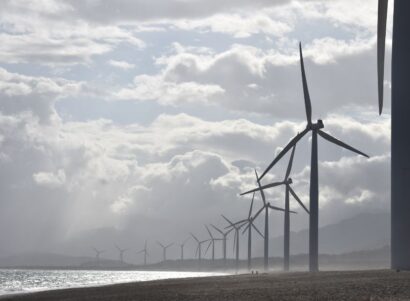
204 225 222 262
222 214 246 273
377 0 410 271
241 145 309 271
179 237 190 261
190 233 210 264
115 244 127 264
257 43 369 272
210 224 233 267
232 193 264 271
157 241 173 262
137 240 149 266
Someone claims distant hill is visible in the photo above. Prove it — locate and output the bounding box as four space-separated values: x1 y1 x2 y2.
267 212 390 256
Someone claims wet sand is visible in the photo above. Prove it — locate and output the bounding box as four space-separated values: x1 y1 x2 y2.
2 270 410 301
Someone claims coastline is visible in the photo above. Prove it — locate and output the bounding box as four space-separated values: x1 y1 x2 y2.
1 270 410 301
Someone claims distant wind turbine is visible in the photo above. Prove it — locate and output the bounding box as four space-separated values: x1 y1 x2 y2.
115 244 127 263
222 214 246 273
179 237 190 261
137 240 149 266
241 145 309 271
232 193 264 271
157 241 173 262
92 247 105 265
204 225 223 262
257 43 369 272
190 233 210 264
210 224 233 267
250 170 290 271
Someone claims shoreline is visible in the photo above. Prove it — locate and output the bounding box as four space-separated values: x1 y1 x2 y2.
0 270 229 299
1 269 410 301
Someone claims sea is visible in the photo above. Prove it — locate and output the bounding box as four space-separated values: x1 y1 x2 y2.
0 269 225 296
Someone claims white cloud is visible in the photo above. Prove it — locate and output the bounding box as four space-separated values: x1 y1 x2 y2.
107 60 135 70
116 75 225 105
33 169 66 188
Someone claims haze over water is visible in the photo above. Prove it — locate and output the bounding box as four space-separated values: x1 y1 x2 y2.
0 269 225 296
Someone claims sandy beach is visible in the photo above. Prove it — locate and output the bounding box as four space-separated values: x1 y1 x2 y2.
1 269 410 301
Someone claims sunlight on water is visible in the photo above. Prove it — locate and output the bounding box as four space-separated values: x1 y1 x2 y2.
0 269 225 296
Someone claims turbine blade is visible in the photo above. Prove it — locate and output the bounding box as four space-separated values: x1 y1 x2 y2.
268 204 288 213
242 222 251 235
377 0 388 115
252 223 264 239
255 169 268 205
259 129 309 180
285 144 297 180
317 130 369 158
205 225 213 239
226 227 234 235
233 219 247 227
241 181 284 196
190 233 199 243
211 224 223 235
221 214 234 226
289 186 310 214
248 192 255 219
253 206 264 221
299 42 312 125
166 243 173 248
157 241 164 248
205 240 212 255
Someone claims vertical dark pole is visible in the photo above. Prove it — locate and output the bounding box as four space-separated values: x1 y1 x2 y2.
264 206 269 271
391 0 410 271
309 130 319 272
212 241 215 261
236 230 239 273
223 236 227 267
248 224 252 271
284 185 290 271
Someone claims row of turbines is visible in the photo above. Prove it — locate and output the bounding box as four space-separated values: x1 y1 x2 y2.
91 43 369 273
91 0 410 273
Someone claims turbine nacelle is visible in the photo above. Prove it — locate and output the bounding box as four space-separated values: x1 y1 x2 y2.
307 119 324 130
287 178 293 185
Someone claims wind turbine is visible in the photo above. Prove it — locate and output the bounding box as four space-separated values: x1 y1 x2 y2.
222 214 247 273
157 241 173 262
231 193 264 271
137 240 149 266
377 0 410 271
190 233 210 264
241 145 309 271
248 170 291 271
92 247 105 265
179 237 190 261
257 43 369 272
210 224 233 267
115 244 127 264
204 225 222 262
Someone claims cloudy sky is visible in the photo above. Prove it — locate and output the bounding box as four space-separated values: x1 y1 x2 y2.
0 0 392 262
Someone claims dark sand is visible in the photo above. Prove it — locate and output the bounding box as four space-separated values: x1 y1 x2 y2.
2 270 410 301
